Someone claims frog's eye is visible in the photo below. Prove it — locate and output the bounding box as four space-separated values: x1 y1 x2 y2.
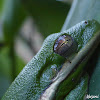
53 35 78 58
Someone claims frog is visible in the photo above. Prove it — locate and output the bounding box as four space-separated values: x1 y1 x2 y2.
2 19 100 100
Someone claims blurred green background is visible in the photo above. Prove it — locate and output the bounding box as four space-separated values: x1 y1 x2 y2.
1 0 100 99
0 0 70 98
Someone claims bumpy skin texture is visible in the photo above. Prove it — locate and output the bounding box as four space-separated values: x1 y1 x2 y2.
2 20 100 100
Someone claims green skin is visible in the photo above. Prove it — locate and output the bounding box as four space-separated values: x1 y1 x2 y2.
2 20 100 100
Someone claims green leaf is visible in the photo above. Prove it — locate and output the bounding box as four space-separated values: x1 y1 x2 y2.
61 0 100 30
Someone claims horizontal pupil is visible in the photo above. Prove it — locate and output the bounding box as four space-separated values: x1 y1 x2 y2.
60 39 69 47
61 42 65 47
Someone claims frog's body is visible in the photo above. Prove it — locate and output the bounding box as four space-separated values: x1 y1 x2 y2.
2 20 100 100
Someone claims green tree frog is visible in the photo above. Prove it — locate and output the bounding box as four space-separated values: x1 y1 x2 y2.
2 20 100 100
